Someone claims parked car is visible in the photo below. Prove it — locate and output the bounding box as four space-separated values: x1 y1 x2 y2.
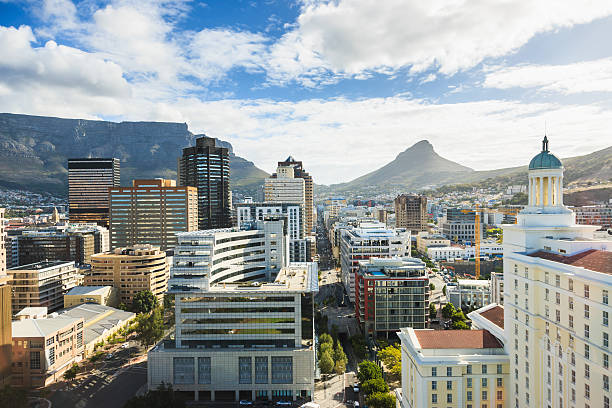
353 385 359 393
276 401 292 406
239 400 253 406
105 353 114 360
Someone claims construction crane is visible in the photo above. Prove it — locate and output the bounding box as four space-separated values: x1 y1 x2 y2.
461 205 518 279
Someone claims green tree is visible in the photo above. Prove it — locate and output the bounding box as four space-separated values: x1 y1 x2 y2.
451 320 470 330
163 293 174 310
118 302 129 311
429 303 437 319
319 350 334 374
429 283 435 291
0 385 28 408
320 342 333 355
123 383 186 408
334 359 346 375
442 285 447 296
135 307 164 347
132 290 159 314
366 392 395 408
350 335 367 359
441 302 456 319
333 340 347 365
362 377 389 395
319 333 333 346
377 345 401 377
451 310 466 323
64 363 79 381
357 360 382 383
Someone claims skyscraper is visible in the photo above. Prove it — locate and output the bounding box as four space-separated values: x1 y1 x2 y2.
0 208 11 386
109 179 198 250
68 158 120 227
178 136 231 230
271 157 314 236
394 194 427 233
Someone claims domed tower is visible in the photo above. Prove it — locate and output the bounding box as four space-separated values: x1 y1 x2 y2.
526 136 565 211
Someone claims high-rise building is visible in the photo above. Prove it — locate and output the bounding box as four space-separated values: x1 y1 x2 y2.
271 157 314 236
0 208 11 386
109 179 198 250
395 195 428 233
340 222 411 303
85 245 169 305
502 137 612 408
168 219 289 292
355 257 428 339
68 158 120 227
7 261 83 314
178 136 231 230
149 263 318 403
441 208 484 244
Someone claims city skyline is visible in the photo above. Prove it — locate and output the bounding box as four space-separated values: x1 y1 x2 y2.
1 1 612 184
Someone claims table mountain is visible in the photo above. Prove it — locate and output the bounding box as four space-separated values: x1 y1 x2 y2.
0 113 268 196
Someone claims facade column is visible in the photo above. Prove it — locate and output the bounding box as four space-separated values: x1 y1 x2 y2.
528 178 533 206
194 390 199 401
539 177 543 206
559 176 564 205
547 176 552 206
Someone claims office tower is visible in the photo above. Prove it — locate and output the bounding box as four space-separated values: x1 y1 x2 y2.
109 179 198 250
271 157 314 236
168 219 289 292
502 137 612 408
441 208 483 243
7 261 83 314
340 221 411 302
11 313 84 388
86 245 169 305
264 166 306 206
68 158 120 227
399 303 509 408
178 136 231 230
395 194 428 233
355 257 428 339
0 208 11 386
149 262 318 403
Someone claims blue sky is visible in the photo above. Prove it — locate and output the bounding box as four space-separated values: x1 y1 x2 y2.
1 0 612 184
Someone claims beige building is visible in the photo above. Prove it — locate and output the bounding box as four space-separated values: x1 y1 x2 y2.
63 286 119 308
11 313 84 388
0 207 12 386
109 179 198 250
416 232 451 254
85 245 169 305
395 195 428 234
264 167 306 207
272 157 314 236
502 137 612 408
8 261 83 314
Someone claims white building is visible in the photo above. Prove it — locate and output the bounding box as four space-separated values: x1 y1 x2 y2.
447 279 491 310
490 272 504 306
264 167 305 208
427 246 464 261
502 136 612 408
340 222 410 302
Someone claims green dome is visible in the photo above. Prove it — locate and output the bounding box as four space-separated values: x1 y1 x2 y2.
529 136 562 170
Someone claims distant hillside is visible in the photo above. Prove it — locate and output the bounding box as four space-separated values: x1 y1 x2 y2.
0 113 268 196
322 140 612 194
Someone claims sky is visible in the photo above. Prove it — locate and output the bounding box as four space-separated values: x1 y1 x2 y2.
1 0 612 185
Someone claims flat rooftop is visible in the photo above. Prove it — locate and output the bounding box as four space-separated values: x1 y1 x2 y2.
208 263 318 294
528 249 612 275
13 316 82 338
65 286 112 296
457 279 489 286
9 260 74 271
414 329 503 349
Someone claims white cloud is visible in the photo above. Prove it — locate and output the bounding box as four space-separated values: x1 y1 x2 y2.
264 0 612 84
483 58 612 94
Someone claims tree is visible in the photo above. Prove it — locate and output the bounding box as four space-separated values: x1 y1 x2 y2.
377 345 401 377
451 310 466 323
442 285 447 296
441 302 456 319
132 290 159 314
0 385 27 408
319 351 334 374
362 377 389 395
429 283 435 291
350 335 367 359
366 392 395 408
135 307 164 347
334 359 346 375
320 342 333 355
163 293 174 310
319 333 333 346
429 303 437 319
357 360 382 383
333 340 348 366
451 320 470 330
64 363 79 381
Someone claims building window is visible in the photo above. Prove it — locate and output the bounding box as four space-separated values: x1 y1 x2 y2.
467 391 472 401
255 357 268 384
585 285 590 299
569 297 574 310
447 394 452 403
585 344 590 360
585 384 590 400
198 357 211 384
467 378 472 388
604 375 610 391
568 279 573 292
482 378 488 387
467 364 472 374
48 347 55 366
271 356 292 384
585 364 590 379
497 364 502 374
604 311 609 327
497 377 503 387
571 370 576 384
556 310 560 323
432 367 437 377
447 367 452 376
605 354 609 369
569 315 574 329
604 290 609 305
585 324 590 339
585 304 590 319
447 380 452 390
605 396 610 408
545 288 549 301
482 365 487 374
482 390 488 401
605 333 610 348
555 275 560 287
497 390 503 400
239 357 252 384
30 351 41 370
431 394 437 403
432 380 437 390
173 357 194 385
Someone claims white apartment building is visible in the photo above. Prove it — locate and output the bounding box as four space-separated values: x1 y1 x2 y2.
416 232 450 254
149 263 318 403
447 279 491 310
427 246 464 261
169 220 289 293
340 222 410 303
502 137 612 408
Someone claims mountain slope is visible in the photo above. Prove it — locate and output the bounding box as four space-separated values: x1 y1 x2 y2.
0 113 268 196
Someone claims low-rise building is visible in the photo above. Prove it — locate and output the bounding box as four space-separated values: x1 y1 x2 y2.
355 257 428 340
416 233 450 254
8 261 83 314
571 204 612 230
427 246 464 261
63 286 119 308
446 279 491 310
85 245 169 305
11 313 84 388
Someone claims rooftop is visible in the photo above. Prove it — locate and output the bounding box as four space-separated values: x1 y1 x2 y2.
208 263 318 294
528 249 612 275
9 260 74 271
414 329 503 349
478 305 505 329
58 303 135 345
12 316 82 338
65 286 112 296
457 279 490 286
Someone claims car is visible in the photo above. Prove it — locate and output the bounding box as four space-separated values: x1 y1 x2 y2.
239 400 253 406
105 353 114 360
353 385 359 393
121 343 130 349
275 401 292 406
353 402 359 407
